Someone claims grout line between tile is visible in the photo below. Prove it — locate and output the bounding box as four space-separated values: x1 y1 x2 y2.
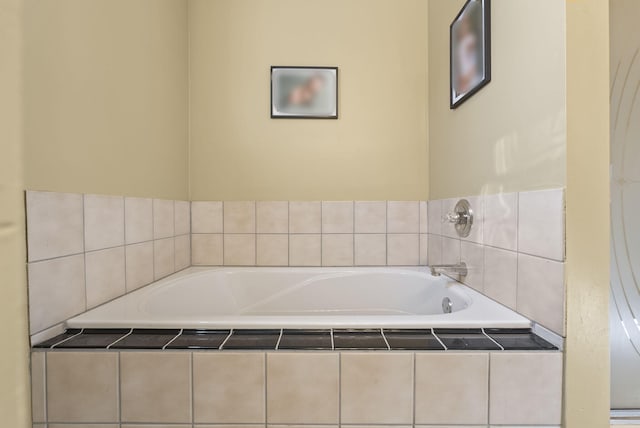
43 351 48 424
275 329 283 350
481 328 504 350
380 328 391 350
50 328 84 349
107 328 134 349
163 328 184 350
219 329 233 350
117 351 122 426
330 328 335 351
430 328 447 351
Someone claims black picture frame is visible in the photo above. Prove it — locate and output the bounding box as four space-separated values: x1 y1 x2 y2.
450 0 491 109
270 66 338 119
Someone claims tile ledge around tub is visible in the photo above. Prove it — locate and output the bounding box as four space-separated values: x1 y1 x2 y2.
33 327 560 352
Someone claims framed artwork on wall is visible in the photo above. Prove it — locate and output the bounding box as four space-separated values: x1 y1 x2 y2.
271 66 338 119
450 0 491 109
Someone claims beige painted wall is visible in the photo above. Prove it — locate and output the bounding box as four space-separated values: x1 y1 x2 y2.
428 0 566 199
564 0 610 426
24 0 189 200
189 0 429 201
0 0 31 426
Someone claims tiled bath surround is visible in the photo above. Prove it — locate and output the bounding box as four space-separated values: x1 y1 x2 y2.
191 200 429 267
26 191 191 338
428 188 566 336
31 348 562 427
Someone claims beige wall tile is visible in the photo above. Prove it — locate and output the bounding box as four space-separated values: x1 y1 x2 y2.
85 247 126 308
484 246 517 310
193 353 265 423
322 234 354 266
267 353 339 424
121 352 191 423
460 241 484 292
84 194 124 251
419 201 428 233
154 237 175 280
125 197 153 244
26 191 84 262
442 236 460 264
427 234 443 265
191 201 223 233
354 234 386 266
192 234 223 265
289 234 321 266
415 353 489 425
49 425 120 428
517 253 565 335
483 192 518 251
224 234 256 265
427 200 442 235
518 188 565 261
174 200 191 236
257 201 288 233
322 201 354 233
387 201 419 233
125 242 154 292
441 199 459 239
153 199 175 239
460 195 484 244
28 254 85 334
47 352 118 423
490 352 563 425
289 202 321 233
31 352 46 423
257 234 288 266
387 234 419 265
341 353 413 424
122 425 190 428
419 234 428 265
224 201 256 233
354 201 386 233
175 235 191 271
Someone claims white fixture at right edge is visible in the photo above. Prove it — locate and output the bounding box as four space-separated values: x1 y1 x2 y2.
443 199 474 238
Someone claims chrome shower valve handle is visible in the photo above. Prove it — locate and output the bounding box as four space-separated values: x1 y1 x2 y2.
441 199 474 238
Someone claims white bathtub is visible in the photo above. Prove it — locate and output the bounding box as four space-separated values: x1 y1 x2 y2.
66 267 530 329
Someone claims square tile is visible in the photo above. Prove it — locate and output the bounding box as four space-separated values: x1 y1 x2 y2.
191 234 223 266
383 329 443 350
517 254 565 335
489 352 563 425
427 234 443 265
224 234 256 265
354 234 386 266
120 352 191 423
483 247 517 309
125 242 154 292
257 234 288 266
28 255 85 334
111 329 180 349
484 192 518 250
222 330 280 349
54 329 129 348
289 234 321 266
31 352 46 423
165 329 230 349
341 353 413 424
289 201 321 233
427 199 442 235
333 330 388 350
84 194 124 251
322 234 354 266
460 241 484 292
175 235 191 271
125 197 153 244
354 201 386 233
322 201 354 233
191 201 223 233
267 353 339 423
153 199 175 239
518 188 565 261
442 236 461 265
26 191 84 262
224 201 256 233
415 353 489 424
154 237 175 280
486 329 556 350
257 201 288 233
387 201 419 233
47 352 118 422
432 329 500 350
278 330 332 350
174 200 191 236
387 234 419 265
193 353 265 423
85 247 126 308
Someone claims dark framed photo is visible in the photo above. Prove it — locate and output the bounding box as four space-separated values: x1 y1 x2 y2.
450 0 491 109
271 66 338 119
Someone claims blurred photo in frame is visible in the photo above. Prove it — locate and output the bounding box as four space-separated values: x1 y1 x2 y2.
271 66 338 119
450 0 491 109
